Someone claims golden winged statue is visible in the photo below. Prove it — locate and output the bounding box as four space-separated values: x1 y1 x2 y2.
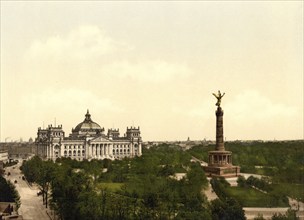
212 90 225 107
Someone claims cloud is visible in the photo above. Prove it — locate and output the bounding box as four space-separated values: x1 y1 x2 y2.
101 60 191 82
225 90 297 122
25 25 121 63
23 25 192 83
20 88 123 118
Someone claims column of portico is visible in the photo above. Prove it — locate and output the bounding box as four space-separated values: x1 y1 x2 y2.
95 144 99 158
47 145 50 159
95 144 98 158
88 144 91 158
109 144 112 157
91 144 95 158
101 144 104 158
104 144 108 157
98 144 100 157
95 144 97 158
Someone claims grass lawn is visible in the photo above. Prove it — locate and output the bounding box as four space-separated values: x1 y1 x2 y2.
272 183 304 202
226 186 289 207
98 182 124 192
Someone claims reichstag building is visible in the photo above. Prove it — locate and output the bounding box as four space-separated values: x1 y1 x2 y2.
35 110 142 160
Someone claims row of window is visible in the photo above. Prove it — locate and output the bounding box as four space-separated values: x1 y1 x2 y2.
64 150 85 157
62 144 139 150
52 132 62 137
64 145 85 149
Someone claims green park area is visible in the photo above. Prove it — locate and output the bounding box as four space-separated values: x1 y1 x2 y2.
272 183 304 202
17 140 303 220
226 186 288 207
98 182 124 192
189 140 304 203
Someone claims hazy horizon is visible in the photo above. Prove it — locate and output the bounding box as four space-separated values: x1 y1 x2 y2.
1 1 303 142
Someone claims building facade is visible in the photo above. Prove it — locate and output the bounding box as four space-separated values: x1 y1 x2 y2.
0 150 9 164
35 110 142 161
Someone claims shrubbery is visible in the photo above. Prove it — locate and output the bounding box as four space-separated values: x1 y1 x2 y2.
0 175 20 210
21 144 212 220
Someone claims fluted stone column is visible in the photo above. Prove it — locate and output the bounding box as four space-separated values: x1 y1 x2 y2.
104 144 108 156
215 107 225 151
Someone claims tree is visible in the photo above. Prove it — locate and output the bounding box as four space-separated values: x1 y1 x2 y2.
272 209 299 220
0 176 21 210
237 175 246 187
20 156 43 184
37 160 55 208
51 165 89 220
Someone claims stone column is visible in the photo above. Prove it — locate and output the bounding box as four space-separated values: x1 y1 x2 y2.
97 144 100 157
103 144 107 157
215 107 225 151
109 144 113 157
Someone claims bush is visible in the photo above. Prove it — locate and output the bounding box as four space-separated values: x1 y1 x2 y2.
237 176 247 187
0 176 21 210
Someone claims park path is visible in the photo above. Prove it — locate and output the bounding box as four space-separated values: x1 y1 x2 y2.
203 173 304 219
5 162 51 220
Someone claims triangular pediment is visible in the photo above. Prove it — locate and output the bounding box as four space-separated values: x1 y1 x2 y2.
90 135 111 142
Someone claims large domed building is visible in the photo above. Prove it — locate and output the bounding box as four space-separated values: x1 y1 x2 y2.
71 110 104 137
35 110 142 161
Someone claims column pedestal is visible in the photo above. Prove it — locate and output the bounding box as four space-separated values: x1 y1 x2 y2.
203 106 240 177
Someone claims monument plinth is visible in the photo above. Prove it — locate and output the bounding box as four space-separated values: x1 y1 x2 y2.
203 91 240 177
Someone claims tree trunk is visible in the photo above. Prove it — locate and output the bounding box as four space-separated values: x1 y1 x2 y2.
45 191 48 208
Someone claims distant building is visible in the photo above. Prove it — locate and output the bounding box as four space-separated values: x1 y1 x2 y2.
0 150 8 171
35 110 142 161
0 150 9 164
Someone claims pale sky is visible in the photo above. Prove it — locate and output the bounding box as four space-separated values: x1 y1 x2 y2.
1 1 303 142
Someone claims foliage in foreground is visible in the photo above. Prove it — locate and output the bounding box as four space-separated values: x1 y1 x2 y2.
21 145 213 219
0 175 20 210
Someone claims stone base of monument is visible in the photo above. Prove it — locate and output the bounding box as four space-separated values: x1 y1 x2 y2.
203 150 240 177
203 165 240 178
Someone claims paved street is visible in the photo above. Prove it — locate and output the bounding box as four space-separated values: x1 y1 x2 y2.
5 162 50 220
204 181 218 201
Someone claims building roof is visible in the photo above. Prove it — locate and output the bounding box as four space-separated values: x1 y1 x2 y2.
73 110 103 133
